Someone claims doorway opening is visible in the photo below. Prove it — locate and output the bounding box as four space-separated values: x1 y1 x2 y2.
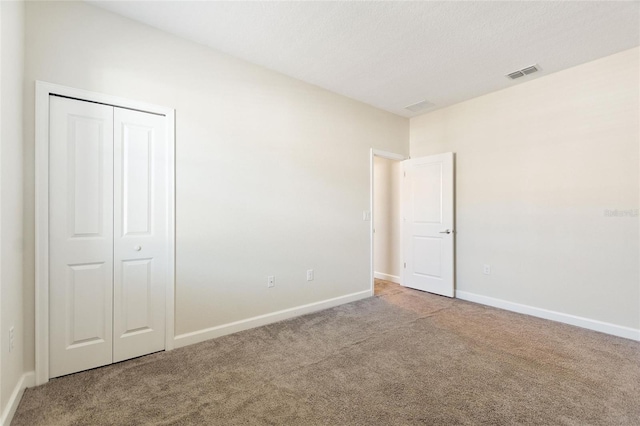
369 149 456 298
370 149 405 296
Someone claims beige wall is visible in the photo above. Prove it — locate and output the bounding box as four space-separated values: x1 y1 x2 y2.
22 1 408 370
373 157 402 280
411 47 640 329
1 0 25 414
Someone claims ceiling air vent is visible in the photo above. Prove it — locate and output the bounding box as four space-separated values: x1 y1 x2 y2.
405 100 435 113
507 70 525 79
506 64 540 80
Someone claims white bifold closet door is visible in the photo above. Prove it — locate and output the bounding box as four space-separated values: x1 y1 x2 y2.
49 96 168 378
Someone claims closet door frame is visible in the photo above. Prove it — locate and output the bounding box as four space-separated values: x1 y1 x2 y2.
35 81 176 385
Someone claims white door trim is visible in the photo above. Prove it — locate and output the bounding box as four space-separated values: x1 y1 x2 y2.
369 149 406 296
35 81 176 385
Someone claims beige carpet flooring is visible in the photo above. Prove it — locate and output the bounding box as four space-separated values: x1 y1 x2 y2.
13 280 640 425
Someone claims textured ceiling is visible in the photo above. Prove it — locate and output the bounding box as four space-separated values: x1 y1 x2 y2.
89 1 640 117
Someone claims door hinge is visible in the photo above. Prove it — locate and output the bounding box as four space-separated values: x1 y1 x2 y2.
404 262 406 268
403 171 406 178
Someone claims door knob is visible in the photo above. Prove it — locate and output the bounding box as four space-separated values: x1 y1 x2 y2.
134 245 142 251
439 229 452 234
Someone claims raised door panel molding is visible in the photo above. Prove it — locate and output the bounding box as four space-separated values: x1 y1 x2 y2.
122 123 153 236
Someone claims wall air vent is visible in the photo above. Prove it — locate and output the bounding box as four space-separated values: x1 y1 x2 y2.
405 100 435 113
506 64 540 80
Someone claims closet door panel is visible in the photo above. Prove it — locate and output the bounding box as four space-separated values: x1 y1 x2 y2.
113 108 168 363
49 96 114 378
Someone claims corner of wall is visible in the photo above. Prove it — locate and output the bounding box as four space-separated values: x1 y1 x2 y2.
0 0 27 419
0 372 34 426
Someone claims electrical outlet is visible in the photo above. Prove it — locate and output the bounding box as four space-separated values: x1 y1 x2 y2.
483 264 491 275
9 326 14 353
267 276 275 288
306 269 314 281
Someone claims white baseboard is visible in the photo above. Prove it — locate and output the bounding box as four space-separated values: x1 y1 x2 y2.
374 272 401 284
456 290 640 341
1 371 35 426
174 290 371 348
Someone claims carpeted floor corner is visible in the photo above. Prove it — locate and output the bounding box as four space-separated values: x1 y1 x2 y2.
13 280 640 425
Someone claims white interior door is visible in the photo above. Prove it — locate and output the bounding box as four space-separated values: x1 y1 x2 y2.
402 153 455 297
49 96 115 378
113 108 168 363
50 97 168 377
